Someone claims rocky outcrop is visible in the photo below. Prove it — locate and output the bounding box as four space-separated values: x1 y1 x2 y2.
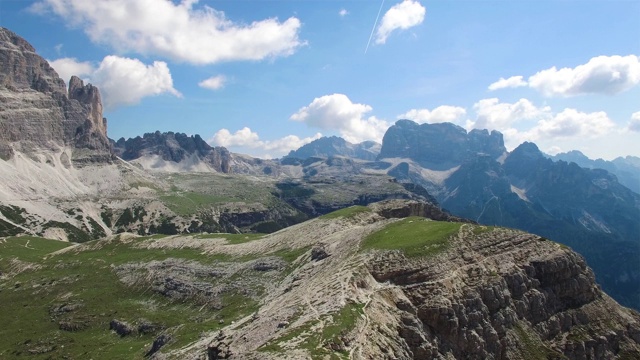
367 226 640 359
0 27 112 163
112 131 231 173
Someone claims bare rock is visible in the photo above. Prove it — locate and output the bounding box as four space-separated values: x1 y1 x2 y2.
110 319 135 337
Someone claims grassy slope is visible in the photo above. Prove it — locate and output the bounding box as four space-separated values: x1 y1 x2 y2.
0 234 301 359
361 217 462 257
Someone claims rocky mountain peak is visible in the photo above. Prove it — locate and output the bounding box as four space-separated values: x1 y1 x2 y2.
379 120 506 169
0 27 66 94
112 131 231 173
0 27 112 162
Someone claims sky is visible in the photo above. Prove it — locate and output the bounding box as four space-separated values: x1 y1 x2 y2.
0 0 639 160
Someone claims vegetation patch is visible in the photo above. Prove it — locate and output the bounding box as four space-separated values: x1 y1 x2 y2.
320 205 372 220
160 192 230 216
361 217 462 258
0 235 265 359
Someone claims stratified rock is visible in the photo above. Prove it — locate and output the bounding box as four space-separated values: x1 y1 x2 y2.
0 27 112 163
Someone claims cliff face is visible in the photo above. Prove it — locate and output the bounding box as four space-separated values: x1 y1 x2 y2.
285 136 381 161
0 27 112 163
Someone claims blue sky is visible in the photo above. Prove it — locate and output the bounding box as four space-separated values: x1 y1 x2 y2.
1 0 639 159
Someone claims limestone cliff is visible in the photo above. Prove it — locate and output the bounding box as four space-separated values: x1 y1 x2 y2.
0 27 112 163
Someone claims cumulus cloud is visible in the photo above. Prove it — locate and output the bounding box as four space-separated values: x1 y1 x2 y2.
49 55 181 110
375 0 426 44
93 56 181 109
529 55 640 96
471 98 550 130
530 109 615 139
32 0 304 64
199 75 226 90
398 105 466 124
488 76 527 91
290 94 390 143
209 127 322 158
47 57 93 83
628 111 640 132
339 9 349 17
466 98 616 151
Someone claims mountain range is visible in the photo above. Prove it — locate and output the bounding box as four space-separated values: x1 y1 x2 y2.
1 26 640 359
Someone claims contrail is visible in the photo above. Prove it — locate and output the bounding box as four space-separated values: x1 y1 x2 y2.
365 0 385 54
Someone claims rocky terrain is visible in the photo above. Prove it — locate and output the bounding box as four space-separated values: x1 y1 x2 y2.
3 200 638 359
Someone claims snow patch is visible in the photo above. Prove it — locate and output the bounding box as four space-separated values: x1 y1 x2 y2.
510 185 529 202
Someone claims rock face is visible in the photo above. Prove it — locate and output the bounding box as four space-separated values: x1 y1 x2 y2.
286 136 380 161
378 120 505 168
112 131 231 173
367 226 640 359
0 27 112 163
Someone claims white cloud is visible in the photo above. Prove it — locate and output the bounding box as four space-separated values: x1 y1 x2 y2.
471 98 550 130
32 0 304 65
92 56 181 109
209 127 261 148
528 55 640 96
209 127 322 158
467 98 616 151
530 109 615 139
47 57 93 83
375 0 426 44
488 75 527 91
628 111 640 132
49 56 181 110
199 75 226 90
398 105 466 124
339 9 349 17
290 94 390 143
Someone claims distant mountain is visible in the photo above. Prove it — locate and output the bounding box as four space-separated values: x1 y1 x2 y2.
285 136 380 161
377 120 640 309
379 120 506 169
112 132 231 173
0 27 112 163
550 150 640 194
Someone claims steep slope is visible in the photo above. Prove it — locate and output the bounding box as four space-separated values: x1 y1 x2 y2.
112 131 232 173
550 150 640 194
0 27 112 164
286 136 380 161
3 200 638 359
